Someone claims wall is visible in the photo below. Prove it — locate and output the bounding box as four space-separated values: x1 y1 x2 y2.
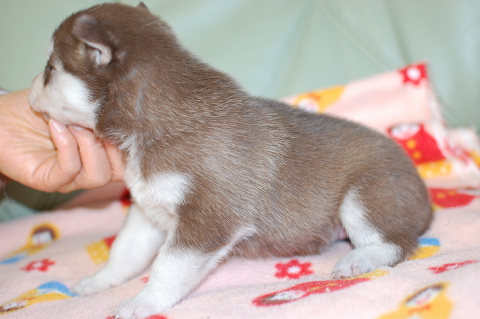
1 0 478 131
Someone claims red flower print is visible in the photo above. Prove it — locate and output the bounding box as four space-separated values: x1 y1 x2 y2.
139 276 149 283
21 259 55 272
429 260 478 274
275 259 313 279
399 63 427 86
430 188 479 208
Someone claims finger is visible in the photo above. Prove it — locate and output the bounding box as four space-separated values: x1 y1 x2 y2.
44 119 82 191
64 125 112 190
104 141 125 182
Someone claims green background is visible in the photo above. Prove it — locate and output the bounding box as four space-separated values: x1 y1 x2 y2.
1 0 479 131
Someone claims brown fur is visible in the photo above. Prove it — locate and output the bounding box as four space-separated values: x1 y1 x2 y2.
51 3 432 260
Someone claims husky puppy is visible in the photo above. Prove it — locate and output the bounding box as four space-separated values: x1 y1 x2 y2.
29 3 432 318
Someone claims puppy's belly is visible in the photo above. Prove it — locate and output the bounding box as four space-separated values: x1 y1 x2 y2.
231 232 331 258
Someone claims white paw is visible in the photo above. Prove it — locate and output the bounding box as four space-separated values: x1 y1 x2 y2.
72 274 120 296
331 251 375 279
112 294 165 319
331 244 401 279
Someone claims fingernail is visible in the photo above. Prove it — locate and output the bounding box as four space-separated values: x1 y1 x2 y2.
50 119 66 132
71 125 84 131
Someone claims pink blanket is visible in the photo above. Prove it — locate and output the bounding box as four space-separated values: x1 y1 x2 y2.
1 63 480 319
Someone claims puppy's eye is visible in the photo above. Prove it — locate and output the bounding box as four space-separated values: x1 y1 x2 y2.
46 62 55 72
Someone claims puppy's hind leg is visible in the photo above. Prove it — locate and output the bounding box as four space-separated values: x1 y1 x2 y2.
73 203 166 295
332 189 403 279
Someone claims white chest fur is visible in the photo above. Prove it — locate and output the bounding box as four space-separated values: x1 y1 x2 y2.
123 139 192 230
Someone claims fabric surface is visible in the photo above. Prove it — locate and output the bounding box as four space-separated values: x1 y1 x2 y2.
1 63 480 319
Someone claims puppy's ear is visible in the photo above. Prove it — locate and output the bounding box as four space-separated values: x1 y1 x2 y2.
137 2 149 10
72 14 112 66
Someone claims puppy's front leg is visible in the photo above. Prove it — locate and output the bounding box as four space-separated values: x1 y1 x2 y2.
73 203 166 296
112 238 234 319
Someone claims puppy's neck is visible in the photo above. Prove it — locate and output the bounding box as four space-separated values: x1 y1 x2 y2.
96 61 248 149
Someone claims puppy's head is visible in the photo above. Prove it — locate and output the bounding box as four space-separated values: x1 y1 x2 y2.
29 2 174 131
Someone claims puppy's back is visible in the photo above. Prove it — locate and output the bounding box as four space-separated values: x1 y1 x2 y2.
228 97 432 258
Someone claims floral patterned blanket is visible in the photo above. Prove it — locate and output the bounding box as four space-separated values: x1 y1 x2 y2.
1 63 480 319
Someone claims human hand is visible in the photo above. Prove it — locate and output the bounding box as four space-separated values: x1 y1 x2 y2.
0 90 124 193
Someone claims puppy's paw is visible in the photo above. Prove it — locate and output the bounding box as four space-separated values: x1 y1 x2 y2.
73 274 120 296
331 244 401 279
112 295 165 319
331 251 375 279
